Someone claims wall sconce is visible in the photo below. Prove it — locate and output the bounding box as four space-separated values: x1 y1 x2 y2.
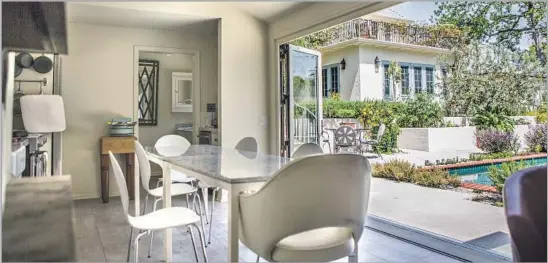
340 58 346 70
374 56 380 73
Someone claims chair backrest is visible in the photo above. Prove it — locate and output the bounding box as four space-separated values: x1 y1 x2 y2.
108 152 132 220
292 143 323 159
238 154 372 261
334 125 356 146
504 165 547 262
134 141 151 192
155 134 191 148
235 137 258 153
376 123 386 141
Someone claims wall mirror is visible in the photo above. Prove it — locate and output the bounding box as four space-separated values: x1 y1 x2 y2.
172 72 193 112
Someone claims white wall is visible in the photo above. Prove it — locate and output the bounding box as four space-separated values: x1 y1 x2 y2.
322 46 361 100
62 22 217 199
137 52 195 147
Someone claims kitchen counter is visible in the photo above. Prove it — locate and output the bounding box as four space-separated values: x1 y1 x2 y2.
2 175 75 261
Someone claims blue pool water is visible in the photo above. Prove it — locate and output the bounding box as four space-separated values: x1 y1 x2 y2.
448 157 547 186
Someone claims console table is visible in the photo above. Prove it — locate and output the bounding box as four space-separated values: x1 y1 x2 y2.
100 136 135 203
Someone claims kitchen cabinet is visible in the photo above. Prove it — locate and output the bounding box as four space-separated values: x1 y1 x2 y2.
172 72 193 112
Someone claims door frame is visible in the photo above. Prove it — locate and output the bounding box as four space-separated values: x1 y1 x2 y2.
284 44 322 156
132 46 200 144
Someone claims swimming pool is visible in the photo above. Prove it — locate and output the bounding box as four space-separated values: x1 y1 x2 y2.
448 157 548 186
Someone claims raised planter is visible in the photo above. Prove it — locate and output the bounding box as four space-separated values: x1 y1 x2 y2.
323 118 363 129
398 125 532 152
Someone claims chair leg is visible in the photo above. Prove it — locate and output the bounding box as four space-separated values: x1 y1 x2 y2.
201 188 209 224
192 223 209 262
348 239 359 262
327 141 332 153
142 194 149 216
256 255 260 262
147 198 160 258
127 227 133 262
134 231 149 263
208 188 217 244
194 192 208 248
188 225 200 262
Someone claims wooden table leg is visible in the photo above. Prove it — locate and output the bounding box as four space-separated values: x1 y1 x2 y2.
126 153 135 200
100 154 109 203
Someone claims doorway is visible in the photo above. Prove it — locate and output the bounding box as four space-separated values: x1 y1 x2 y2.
133 47 200 150
279 44 323 157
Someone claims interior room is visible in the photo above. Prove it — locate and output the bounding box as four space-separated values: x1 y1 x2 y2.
2 2 546 263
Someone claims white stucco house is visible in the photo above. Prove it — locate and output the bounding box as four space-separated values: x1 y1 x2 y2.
319 14 452 101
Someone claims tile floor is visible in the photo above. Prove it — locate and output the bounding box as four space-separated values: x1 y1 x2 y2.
74 193 462 262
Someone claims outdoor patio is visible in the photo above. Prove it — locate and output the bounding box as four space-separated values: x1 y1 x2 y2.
73 189 462 262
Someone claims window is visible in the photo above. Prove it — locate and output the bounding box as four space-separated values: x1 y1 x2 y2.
383 64 390 97
322 68 328 97
414 67 422 93
425 67 434 94
330 66 339 94
321 65 340 97
401 66 409 95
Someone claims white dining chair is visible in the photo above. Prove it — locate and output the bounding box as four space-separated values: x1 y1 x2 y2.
292 143 324 159
108 152 208 263
155 135 196 184
134 141 206 258
239 154 372 262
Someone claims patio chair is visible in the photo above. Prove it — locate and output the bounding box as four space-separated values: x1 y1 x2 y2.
360 124 386 160
292 143 324 159
504 165 547 262
334 125 358 153
321 129 332 153
239 154 372 262
109 151 207 263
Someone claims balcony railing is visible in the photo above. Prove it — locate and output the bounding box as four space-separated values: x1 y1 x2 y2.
323 19 459 49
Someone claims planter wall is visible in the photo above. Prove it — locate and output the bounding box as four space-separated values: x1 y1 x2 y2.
323 118 364 129
442 116 536 127
398 125 531 152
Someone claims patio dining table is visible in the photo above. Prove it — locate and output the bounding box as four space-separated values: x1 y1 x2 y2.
142 144 291 262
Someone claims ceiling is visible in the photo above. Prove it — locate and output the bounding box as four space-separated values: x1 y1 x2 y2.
226 2 313 22
66 3 218 31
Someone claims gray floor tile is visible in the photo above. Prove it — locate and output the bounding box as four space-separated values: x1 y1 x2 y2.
74 198 461 263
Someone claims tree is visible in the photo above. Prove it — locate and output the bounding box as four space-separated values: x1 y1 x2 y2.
438 41 545 116
433 2 547 65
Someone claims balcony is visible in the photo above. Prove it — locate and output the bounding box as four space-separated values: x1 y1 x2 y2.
322 18 461 50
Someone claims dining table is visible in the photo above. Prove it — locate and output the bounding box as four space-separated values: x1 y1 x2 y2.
142 144 291 262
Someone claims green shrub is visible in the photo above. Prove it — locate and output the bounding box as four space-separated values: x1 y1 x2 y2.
471 112 514 132
374 160 461 189
334 109 358 118
487 161 530 193
412 168 461 188
360 100 403 154
469 152 514 161
373 159 415 182
527 104 547 123
398 93 444 128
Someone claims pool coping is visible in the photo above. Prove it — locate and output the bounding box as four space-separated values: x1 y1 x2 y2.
419 153 547 170
418 153 547 192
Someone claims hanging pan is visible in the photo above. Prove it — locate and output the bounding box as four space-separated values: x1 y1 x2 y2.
15 52 34 68
14 64 22 77
33 54 53 74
